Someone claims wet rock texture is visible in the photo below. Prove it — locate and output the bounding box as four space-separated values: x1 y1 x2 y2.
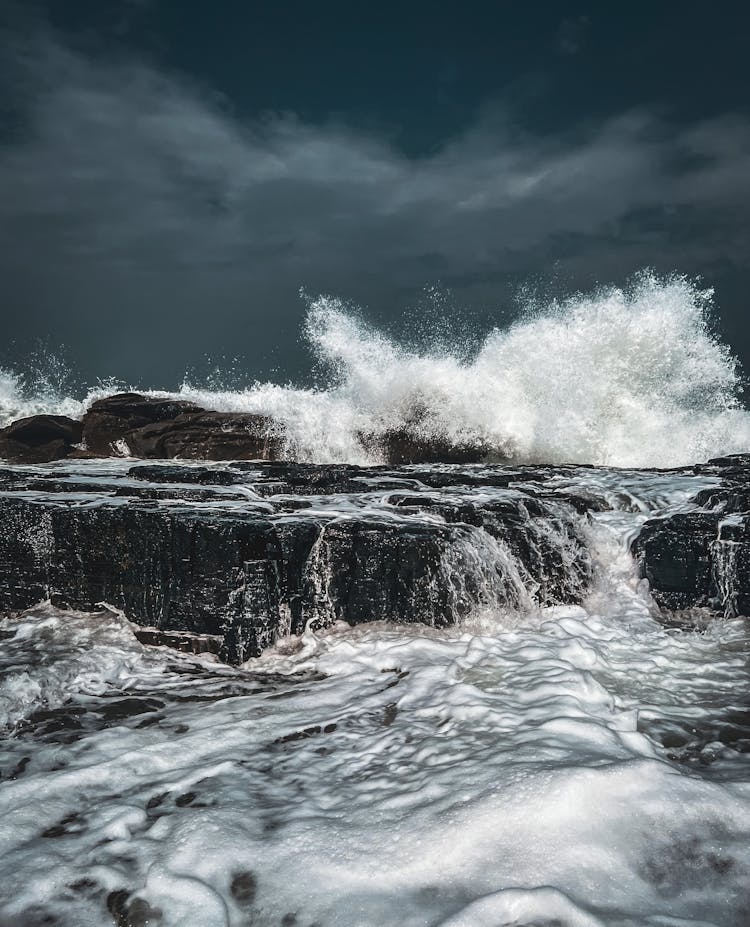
82 394 283 461
81 393 205 455
1 454 749 661
0 415 82 464
0 461 593 662
633 454 750 618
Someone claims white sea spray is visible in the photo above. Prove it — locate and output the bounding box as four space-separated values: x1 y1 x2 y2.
2 273 748 468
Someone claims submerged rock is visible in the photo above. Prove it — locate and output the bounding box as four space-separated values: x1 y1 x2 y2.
361 428 487 464
0 415 82 464
132 626 223 656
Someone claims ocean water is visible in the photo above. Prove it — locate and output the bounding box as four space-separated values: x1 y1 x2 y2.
1 275 749 925
2 273 750 468
0 468 748 927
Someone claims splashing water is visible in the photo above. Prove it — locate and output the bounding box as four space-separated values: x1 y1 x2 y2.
146 273 750 466
0 364 83 427
2 273 749 466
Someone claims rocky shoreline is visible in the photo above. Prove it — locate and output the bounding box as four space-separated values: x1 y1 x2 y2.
0 459 591 662
1 444 749 662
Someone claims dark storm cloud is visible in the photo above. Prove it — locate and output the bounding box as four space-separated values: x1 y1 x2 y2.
2 31 750 384
556 15 590 55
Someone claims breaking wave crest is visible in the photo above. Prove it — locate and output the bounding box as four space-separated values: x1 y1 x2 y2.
0 364 83 428
2 272 749 467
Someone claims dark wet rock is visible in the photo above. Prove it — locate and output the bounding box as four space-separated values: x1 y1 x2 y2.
274 723 336 745
230 870 257 905
175 791 197 807
119 897 162 927
714 516 750 617
123 411 283 461
82 392 205 456
634 452 750 618
114 484 249 503
0 445 730 700
106 889 162 927
41 812 84 838
3 391 286 463
636 516 750 618
362 428 487 464
692 486 750 511
10 695 169 744
106 889 131 921
633 512 720 611
0 472 119 496
695 452 750 478
99 696 165 722
0 460 597 662
0 415 82 463
129 464 246 486
20 705 86 743
300 518 464 628
0 496 285 661
146 793 168 811
6 756 31 779
382 703 398 726
230 461 383 495
68 877 99 894
387 491 592 605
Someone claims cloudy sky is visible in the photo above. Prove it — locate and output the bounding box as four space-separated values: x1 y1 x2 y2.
1 1 749 387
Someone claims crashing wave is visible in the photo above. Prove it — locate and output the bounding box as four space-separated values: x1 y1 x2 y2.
2 272 749 467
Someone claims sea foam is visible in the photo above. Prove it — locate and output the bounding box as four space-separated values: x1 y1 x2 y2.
1 482 748 926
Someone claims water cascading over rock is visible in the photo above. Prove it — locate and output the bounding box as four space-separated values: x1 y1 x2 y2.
0 462 595 661
633 455 750 619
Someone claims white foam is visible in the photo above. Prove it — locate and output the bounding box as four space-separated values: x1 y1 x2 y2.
0 367 83 428
0 605 153 729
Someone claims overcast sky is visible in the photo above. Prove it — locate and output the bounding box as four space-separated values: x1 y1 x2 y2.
1 1 749 388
